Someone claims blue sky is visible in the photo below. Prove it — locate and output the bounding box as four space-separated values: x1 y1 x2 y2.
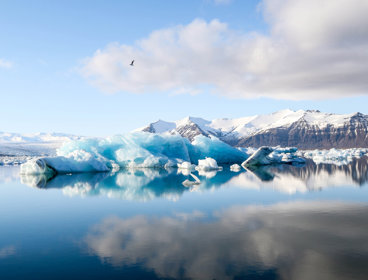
1 0 368 136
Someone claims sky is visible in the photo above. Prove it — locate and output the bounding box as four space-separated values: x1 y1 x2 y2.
1 0 368 136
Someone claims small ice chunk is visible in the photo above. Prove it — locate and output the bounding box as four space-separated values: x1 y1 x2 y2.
195 157 223 171
177 161 195 170
230 164 241 172
177 161 196 175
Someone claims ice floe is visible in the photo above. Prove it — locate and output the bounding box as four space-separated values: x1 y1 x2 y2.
298 148 368 165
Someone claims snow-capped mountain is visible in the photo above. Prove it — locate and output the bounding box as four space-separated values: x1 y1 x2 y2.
0 132 80 144
136 109 368 149
0 132 81 160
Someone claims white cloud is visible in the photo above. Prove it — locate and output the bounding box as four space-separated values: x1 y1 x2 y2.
212 0 232 5
81 0 368 100
0 58 13 69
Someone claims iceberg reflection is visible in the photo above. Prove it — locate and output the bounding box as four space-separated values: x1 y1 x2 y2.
84 201 368 280
232 157 368 194
20 168 240 201
20 157 368 200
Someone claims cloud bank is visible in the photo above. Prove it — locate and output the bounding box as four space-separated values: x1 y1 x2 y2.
81 0 368 100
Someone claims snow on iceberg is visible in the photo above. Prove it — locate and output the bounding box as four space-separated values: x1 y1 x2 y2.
21 133 247 175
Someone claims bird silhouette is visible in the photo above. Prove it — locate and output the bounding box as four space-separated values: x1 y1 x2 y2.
130 60 134 66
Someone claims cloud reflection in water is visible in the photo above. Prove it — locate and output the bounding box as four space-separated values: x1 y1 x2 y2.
84 201 368 280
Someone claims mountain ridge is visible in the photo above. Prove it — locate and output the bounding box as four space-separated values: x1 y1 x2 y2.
135 109 368 149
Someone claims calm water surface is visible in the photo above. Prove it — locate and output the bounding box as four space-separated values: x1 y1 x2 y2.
0 159 368 280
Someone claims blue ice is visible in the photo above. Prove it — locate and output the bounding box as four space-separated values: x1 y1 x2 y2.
20 132 248 174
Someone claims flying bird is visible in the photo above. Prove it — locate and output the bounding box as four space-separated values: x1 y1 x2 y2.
130 60 134 66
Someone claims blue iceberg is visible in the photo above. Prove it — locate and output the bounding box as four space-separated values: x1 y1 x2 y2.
21 132 248 174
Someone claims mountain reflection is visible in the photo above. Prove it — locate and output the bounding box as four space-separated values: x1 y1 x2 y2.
84 201 368 280
20 157 368 200
268 157 368 186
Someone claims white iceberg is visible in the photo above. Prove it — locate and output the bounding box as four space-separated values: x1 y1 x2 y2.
299 148 368 165
177 161 195 170
230 164 242 172
195 157 223 171
242 147 274 167
177 161 196 175
242 146 305 167
268 147 306 164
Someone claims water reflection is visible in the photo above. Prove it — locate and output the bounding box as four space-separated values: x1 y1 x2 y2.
0 246 16 259
268 157 368 186
20 157 368 200
234 157 368 194
84 201 368 280
21 168 240 201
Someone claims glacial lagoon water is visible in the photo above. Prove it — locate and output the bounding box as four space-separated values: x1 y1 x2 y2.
0 159 368 280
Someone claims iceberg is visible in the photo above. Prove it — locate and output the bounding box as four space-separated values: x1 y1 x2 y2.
190 136 248 164
230 164 242 172
20 133 248 175
299 148 368 165
242 146 305 167
177 161 195 170
177 161 196 175
20 131 307 175
268 147 306 164
195 157 222 171
242 147 274 166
